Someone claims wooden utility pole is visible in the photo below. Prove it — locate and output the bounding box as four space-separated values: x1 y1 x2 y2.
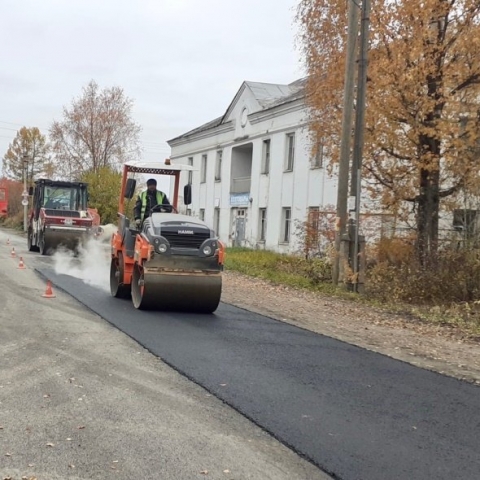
350 0 371 292
333 0 360 285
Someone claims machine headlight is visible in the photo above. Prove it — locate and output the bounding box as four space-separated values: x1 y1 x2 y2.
153 237 168 253
203 245 212 256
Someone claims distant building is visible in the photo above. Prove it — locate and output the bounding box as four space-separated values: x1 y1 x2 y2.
167 79 381 252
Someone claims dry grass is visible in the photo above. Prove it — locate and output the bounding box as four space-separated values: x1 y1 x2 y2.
0 212 24 231
225 248 335 293
225 246 480 339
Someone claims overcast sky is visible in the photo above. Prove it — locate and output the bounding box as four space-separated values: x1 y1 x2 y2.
0 0 304 177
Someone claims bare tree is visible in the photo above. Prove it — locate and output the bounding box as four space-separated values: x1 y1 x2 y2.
50 80 141 178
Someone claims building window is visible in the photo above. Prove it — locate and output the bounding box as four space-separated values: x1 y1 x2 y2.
199 208 205 221
285 133 295 172
201 154 207 183
259 208 267 241
214 208 220 235
188 157 193 184
186 208 192 216
281 208 291 243
311 144 323 169
261 139 270 174
215 150 222 182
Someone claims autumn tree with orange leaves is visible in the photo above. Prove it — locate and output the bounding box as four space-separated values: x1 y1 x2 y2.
2 127 50 185
297 0 480 262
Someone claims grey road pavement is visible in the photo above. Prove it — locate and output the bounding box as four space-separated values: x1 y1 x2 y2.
0 230 329 480
5 228 480 480
37 266 480 480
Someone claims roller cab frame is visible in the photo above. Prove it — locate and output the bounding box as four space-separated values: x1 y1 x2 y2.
110 160 225 313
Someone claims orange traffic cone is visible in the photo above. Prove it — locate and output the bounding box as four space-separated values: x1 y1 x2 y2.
10 247 16 258
17 257 26 269
42 281 56 298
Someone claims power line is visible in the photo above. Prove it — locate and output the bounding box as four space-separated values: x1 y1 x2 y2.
142 150 171 154
141 143 170 148
0 121 173 152
141 143 170 147
142 148 170 152
0 123 49 132
0 120 23 126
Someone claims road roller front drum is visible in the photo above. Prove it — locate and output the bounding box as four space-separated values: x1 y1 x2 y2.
130 262 222 313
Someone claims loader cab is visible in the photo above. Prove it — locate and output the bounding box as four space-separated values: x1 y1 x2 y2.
32 179 89 219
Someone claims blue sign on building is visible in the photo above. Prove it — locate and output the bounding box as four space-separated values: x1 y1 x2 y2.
230 193 250 206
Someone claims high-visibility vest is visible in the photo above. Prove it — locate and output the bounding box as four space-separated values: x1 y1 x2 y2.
140 190 164 218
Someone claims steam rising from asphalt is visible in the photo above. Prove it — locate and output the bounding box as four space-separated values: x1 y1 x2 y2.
52 224 117 292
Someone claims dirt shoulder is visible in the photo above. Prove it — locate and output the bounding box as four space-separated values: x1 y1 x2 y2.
222 271 480 385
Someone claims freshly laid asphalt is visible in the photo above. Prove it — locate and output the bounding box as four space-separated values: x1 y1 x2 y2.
37 267 480 480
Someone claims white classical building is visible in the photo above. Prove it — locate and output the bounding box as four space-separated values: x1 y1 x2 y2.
166 78 474 252
167 79 340 253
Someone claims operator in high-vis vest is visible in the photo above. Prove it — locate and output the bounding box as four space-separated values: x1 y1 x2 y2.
133 178 170 228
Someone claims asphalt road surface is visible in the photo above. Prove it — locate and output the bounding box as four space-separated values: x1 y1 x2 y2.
35 264 480 480
0 231 329 480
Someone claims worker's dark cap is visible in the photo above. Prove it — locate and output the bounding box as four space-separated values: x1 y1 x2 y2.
146 178 157 186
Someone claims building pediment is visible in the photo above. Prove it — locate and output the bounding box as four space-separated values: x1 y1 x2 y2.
167 78 307 146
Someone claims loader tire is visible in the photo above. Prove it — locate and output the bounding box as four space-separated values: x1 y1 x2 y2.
39 231 50 256
27 228 39 252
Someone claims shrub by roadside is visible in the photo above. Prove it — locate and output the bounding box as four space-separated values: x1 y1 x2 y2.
0 212 24 231
225 248 334 293
225 246 480 338
366 245 480 337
